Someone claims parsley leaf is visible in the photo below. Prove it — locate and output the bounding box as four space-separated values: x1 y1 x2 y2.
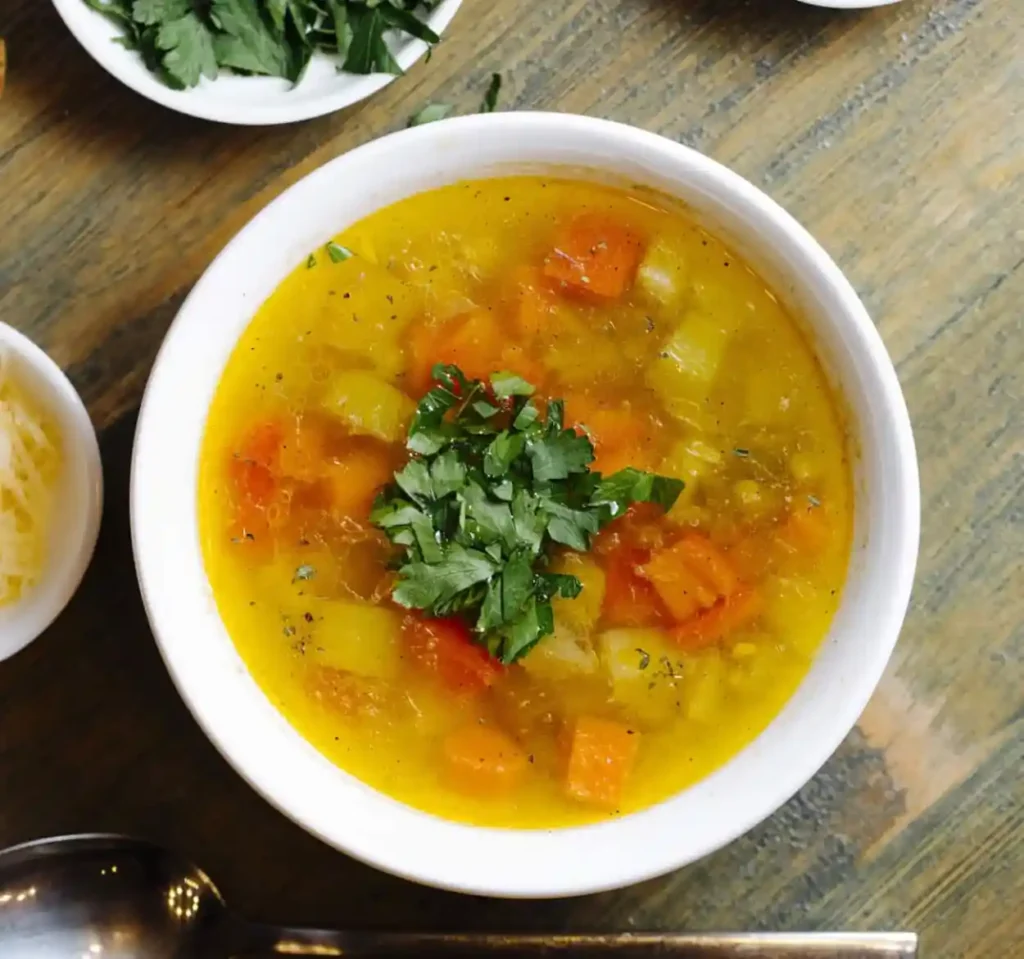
591 468 685 518
528 429 594 481
156 13 218 88
372 365 683 663
392 544 499 610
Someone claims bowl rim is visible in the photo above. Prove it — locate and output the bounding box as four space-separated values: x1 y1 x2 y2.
131 112 919 897
48 0 463 126
0 323 104 662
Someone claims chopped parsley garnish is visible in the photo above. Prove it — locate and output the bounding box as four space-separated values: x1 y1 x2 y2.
407 72 503 127
82 0 443 90
325 241 354 263
371 365 684 664
292 564 316 583
480 72 502 112
408 102 453 127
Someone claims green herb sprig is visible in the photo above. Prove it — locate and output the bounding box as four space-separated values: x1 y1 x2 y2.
371 365 683 664
84 0 443 90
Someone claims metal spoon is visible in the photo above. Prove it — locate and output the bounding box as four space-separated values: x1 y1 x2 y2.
0 834 916 959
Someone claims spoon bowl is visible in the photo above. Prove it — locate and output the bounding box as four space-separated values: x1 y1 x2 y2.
0 834 919 958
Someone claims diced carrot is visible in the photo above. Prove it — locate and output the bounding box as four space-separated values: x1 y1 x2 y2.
514 267 557 339
566 717 640 807
593 503 669 563
670 589 764 650
641 533 741 624
278 416 329 483
405 320 446 396
402 615 503 694
601 548 669 628
567 397 655 475
670 533 740 598
779 506 832 555
405 311 505 394
443 725 528 795
543 214 644 299
325 446 395 520
499 344 546 389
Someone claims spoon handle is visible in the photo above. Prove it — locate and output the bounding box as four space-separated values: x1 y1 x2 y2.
234 929 918 958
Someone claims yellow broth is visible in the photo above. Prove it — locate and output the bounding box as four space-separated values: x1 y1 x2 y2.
198 177 852 828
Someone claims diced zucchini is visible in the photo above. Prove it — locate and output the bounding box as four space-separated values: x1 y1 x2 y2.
636 237 689 307
322 370 415 443
314 601 402 680
522 623 599 679
598 627 684 725
550 553 606 633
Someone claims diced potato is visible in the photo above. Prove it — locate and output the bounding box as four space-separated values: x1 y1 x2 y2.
319 266 420 381
734 479 762 509
743 366 794 426
659 437 722 516
522 623 599 680
789 450 823 482
545 335 621 385
322 371 415 443
314 601 402 680
684 648 726 723
550 553 606 633
599 628 684 725
648 311 730 390
635 237 689 307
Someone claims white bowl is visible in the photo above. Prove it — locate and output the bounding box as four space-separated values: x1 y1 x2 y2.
50 0 463 126
0 324 103 663
131 113 919 897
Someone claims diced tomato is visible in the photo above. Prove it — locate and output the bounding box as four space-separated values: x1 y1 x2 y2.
239 420 283 469
566 717 640 807
443 725 528 795
670 589 764 650
403 615 503 694
543 214 644 299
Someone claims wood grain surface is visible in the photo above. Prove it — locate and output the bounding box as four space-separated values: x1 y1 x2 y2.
0 0 1021 955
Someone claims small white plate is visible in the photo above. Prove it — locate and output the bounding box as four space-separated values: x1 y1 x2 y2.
796 0 902 7
49 0 463 126
0 324 103 663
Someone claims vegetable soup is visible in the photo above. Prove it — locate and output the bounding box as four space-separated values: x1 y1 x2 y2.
198 177 852 828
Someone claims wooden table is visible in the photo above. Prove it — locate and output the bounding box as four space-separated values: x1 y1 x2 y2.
1 0 1021 954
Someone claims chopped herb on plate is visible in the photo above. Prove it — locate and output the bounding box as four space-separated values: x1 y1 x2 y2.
82 0 444 90
371 365 684 664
